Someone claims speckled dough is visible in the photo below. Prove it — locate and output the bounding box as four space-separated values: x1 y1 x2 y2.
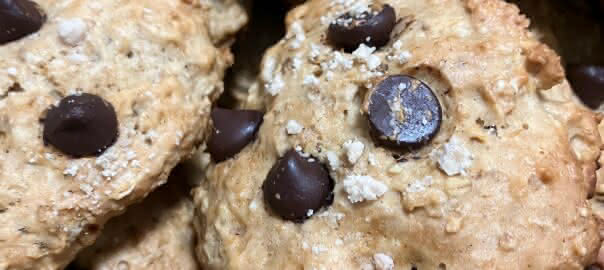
72 158 207 270
193 0 602 269
0 0 245 269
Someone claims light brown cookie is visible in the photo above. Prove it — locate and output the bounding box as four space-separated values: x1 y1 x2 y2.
194 0 602 269
0 0 245 269
71 157 207 270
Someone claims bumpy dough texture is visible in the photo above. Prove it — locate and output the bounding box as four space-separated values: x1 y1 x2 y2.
72 157 208 270
194 0 602 269
0 0 245 269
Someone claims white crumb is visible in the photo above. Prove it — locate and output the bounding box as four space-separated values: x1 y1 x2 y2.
353 44 381 70
58 18 88 46
431 136 473 176
286 120 303 135
373 253 394 270
303 74 320 87
265 74 284 96
289 21 306 49
326 151 340 169
343 139 364 164
343 175 388 203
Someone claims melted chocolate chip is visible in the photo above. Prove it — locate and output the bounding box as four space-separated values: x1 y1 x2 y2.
327 4 396 52
207 108 263 162
43 93 118 157
0 0 45 45
263 149 334 222
567 65 604 109
368 75 442 149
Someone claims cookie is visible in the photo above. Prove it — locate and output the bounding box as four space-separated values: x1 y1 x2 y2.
70 159 206 270
0 0 245 268
193 0 602 269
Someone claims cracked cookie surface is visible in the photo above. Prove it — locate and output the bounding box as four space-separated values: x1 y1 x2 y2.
193 0 602 269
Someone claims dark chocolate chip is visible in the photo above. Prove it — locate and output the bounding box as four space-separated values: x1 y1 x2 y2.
207 108 263 162
368 75 442 149
327 4 396 52
262 149 334 222
567 65 604 109
43 93 118 157
0 0 45 45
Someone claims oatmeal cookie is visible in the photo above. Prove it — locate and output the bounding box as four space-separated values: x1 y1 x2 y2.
70 158 207 270
194 0 601 269
0 0 245 269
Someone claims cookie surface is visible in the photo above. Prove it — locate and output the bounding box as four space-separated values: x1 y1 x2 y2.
71 159 205 270
194 0 602 269
0 0 245 268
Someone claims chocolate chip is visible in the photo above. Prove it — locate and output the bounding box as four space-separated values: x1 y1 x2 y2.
262 149 334 222
567 65 604 109
327 4 396 52
43 93 118 157
368 75 442 149
0 0 46 45
586 265 602 270
207 108 263 162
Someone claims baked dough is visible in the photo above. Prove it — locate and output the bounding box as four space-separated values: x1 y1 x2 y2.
193 0 602 269
0 0 245 269
71 157 208 270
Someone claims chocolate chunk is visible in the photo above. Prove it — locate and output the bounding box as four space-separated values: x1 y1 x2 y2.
567 65 604 109
327 4 396 52
368 75 442 149
207 108 263 162
263 149 334 222
586 265 602 270
0 0 46 45
43 93 118 157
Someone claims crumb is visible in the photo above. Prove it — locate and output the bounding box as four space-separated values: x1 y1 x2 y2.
373 253 394 270
326 151 340 169
286 120 304 135
343 139 364 164
57 18 88 46
343 175 388 203
431 136 473 176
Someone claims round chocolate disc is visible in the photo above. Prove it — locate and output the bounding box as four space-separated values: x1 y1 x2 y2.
327 4 396 52
207 108 264 162
263 149 334 222
0 0 46 45
43 93 118 157
368 75 442 149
